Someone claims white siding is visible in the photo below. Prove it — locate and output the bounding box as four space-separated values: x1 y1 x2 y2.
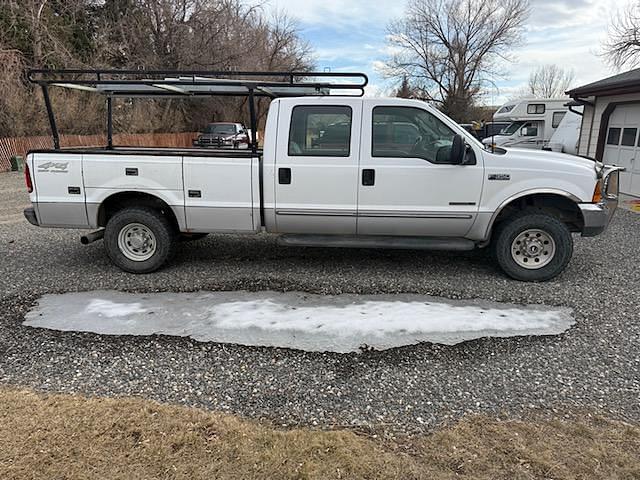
578 104 594 156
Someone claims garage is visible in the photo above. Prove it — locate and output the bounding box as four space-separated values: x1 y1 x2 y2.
603 104 640 196
568 68 640 197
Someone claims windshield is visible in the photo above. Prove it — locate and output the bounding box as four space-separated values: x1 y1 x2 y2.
501 121 525 135
205 124 236 134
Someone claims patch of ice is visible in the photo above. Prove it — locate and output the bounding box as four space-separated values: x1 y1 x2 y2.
85 299 147 318
24 290 575 353
211 299 562 336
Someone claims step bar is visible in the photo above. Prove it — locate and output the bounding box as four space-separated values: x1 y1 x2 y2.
277 234 476 251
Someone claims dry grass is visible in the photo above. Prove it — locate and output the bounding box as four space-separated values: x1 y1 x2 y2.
0 388 638 480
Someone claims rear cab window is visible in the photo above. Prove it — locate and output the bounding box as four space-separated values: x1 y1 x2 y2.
288 106 352 156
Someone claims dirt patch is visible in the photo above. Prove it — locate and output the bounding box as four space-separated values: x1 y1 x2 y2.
0 388 638 479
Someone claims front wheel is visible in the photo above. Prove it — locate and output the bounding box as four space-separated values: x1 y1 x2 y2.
104 207 177 273
493 212 573 282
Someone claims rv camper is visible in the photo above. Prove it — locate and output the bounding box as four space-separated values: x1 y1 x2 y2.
483 99 571 150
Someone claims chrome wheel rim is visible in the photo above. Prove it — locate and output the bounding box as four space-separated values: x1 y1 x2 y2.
511 228 556 270
117 223 157 262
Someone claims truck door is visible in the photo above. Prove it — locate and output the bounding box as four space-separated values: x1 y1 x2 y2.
357 103 483 237
274 100 362 234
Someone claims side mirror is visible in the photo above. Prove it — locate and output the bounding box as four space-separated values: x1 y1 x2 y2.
450 134 465 164
434 135 467 164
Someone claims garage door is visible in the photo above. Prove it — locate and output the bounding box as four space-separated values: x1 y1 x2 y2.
603 104 640 197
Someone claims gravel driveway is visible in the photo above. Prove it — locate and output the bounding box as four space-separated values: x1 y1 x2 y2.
1 171 639 433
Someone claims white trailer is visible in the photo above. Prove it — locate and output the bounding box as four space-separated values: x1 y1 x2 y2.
23 69 622 282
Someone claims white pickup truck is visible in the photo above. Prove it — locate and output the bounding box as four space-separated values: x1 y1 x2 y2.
23 70 622 281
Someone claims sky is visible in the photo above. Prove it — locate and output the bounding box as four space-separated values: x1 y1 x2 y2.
256 0 627 105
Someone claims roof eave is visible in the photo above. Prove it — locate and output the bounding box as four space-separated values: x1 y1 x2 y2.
568 82 640 99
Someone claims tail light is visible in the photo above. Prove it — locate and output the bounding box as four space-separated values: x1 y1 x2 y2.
25 162 33 193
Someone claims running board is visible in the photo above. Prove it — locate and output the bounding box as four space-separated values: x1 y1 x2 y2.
277 234 476 251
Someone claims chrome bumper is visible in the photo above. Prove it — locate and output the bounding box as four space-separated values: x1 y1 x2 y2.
579 166 624 237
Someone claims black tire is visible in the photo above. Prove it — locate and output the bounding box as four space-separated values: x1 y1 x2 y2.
104 206 177 274
180 233 209 242
492 212 573 282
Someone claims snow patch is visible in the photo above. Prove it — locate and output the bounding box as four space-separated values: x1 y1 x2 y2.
24 290 575 353
85 299 147 318
211 299 562 336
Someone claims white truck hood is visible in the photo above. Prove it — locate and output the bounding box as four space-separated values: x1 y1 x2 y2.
494 146 600 176
482 134 512 146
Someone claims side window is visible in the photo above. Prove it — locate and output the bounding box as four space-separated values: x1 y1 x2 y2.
607 127 621 145
372 106 456 163
621 128 637 146
521 124 538 137
288 106 352 157
527 103 545 114
552 112 566 128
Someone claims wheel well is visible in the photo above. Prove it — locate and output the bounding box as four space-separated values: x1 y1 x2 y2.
492 193 584 233
97 192 179 230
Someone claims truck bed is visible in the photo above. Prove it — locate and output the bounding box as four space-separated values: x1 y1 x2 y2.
27 148 262 233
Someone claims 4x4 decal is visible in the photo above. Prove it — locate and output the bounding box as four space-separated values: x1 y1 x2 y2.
38 162 69 173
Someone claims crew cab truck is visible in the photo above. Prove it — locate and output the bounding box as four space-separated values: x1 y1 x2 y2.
23 70 623 282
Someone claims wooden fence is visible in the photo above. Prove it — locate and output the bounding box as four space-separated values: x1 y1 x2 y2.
0 132 198 172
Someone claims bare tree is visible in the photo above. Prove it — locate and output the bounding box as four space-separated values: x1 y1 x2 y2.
527 64 574 98
603 1 640 69
0 0 314 137
383 0 530 122
394 76 417 98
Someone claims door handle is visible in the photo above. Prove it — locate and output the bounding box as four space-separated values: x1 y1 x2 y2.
362 169 375 186
278 168 291 184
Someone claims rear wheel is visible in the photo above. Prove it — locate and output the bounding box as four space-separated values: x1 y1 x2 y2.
104 207 177 273
493 212 573 282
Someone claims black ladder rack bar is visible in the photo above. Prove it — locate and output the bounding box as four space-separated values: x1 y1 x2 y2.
27 69 368 96
106 96 113 149
41 84 60 150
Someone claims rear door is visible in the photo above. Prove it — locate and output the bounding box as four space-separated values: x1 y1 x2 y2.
274 99 362 234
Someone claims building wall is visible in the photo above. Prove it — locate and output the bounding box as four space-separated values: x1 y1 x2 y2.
578 104 595 157
578 92 640 159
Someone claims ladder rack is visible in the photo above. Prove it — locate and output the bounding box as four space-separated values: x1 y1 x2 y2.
28 69 369 151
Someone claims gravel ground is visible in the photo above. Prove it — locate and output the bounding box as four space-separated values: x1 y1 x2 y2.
1 171 639 433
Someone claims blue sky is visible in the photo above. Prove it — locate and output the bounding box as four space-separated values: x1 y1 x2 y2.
259 0 625 104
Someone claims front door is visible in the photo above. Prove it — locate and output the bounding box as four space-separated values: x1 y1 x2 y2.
274 100 362 234
357 103 484 237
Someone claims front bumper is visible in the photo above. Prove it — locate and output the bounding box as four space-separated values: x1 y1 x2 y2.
579 167 624 237
579 203 612 237
24 207 39 226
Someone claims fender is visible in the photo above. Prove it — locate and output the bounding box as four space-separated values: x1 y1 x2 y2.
87 190 187 231
481 188 583 241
